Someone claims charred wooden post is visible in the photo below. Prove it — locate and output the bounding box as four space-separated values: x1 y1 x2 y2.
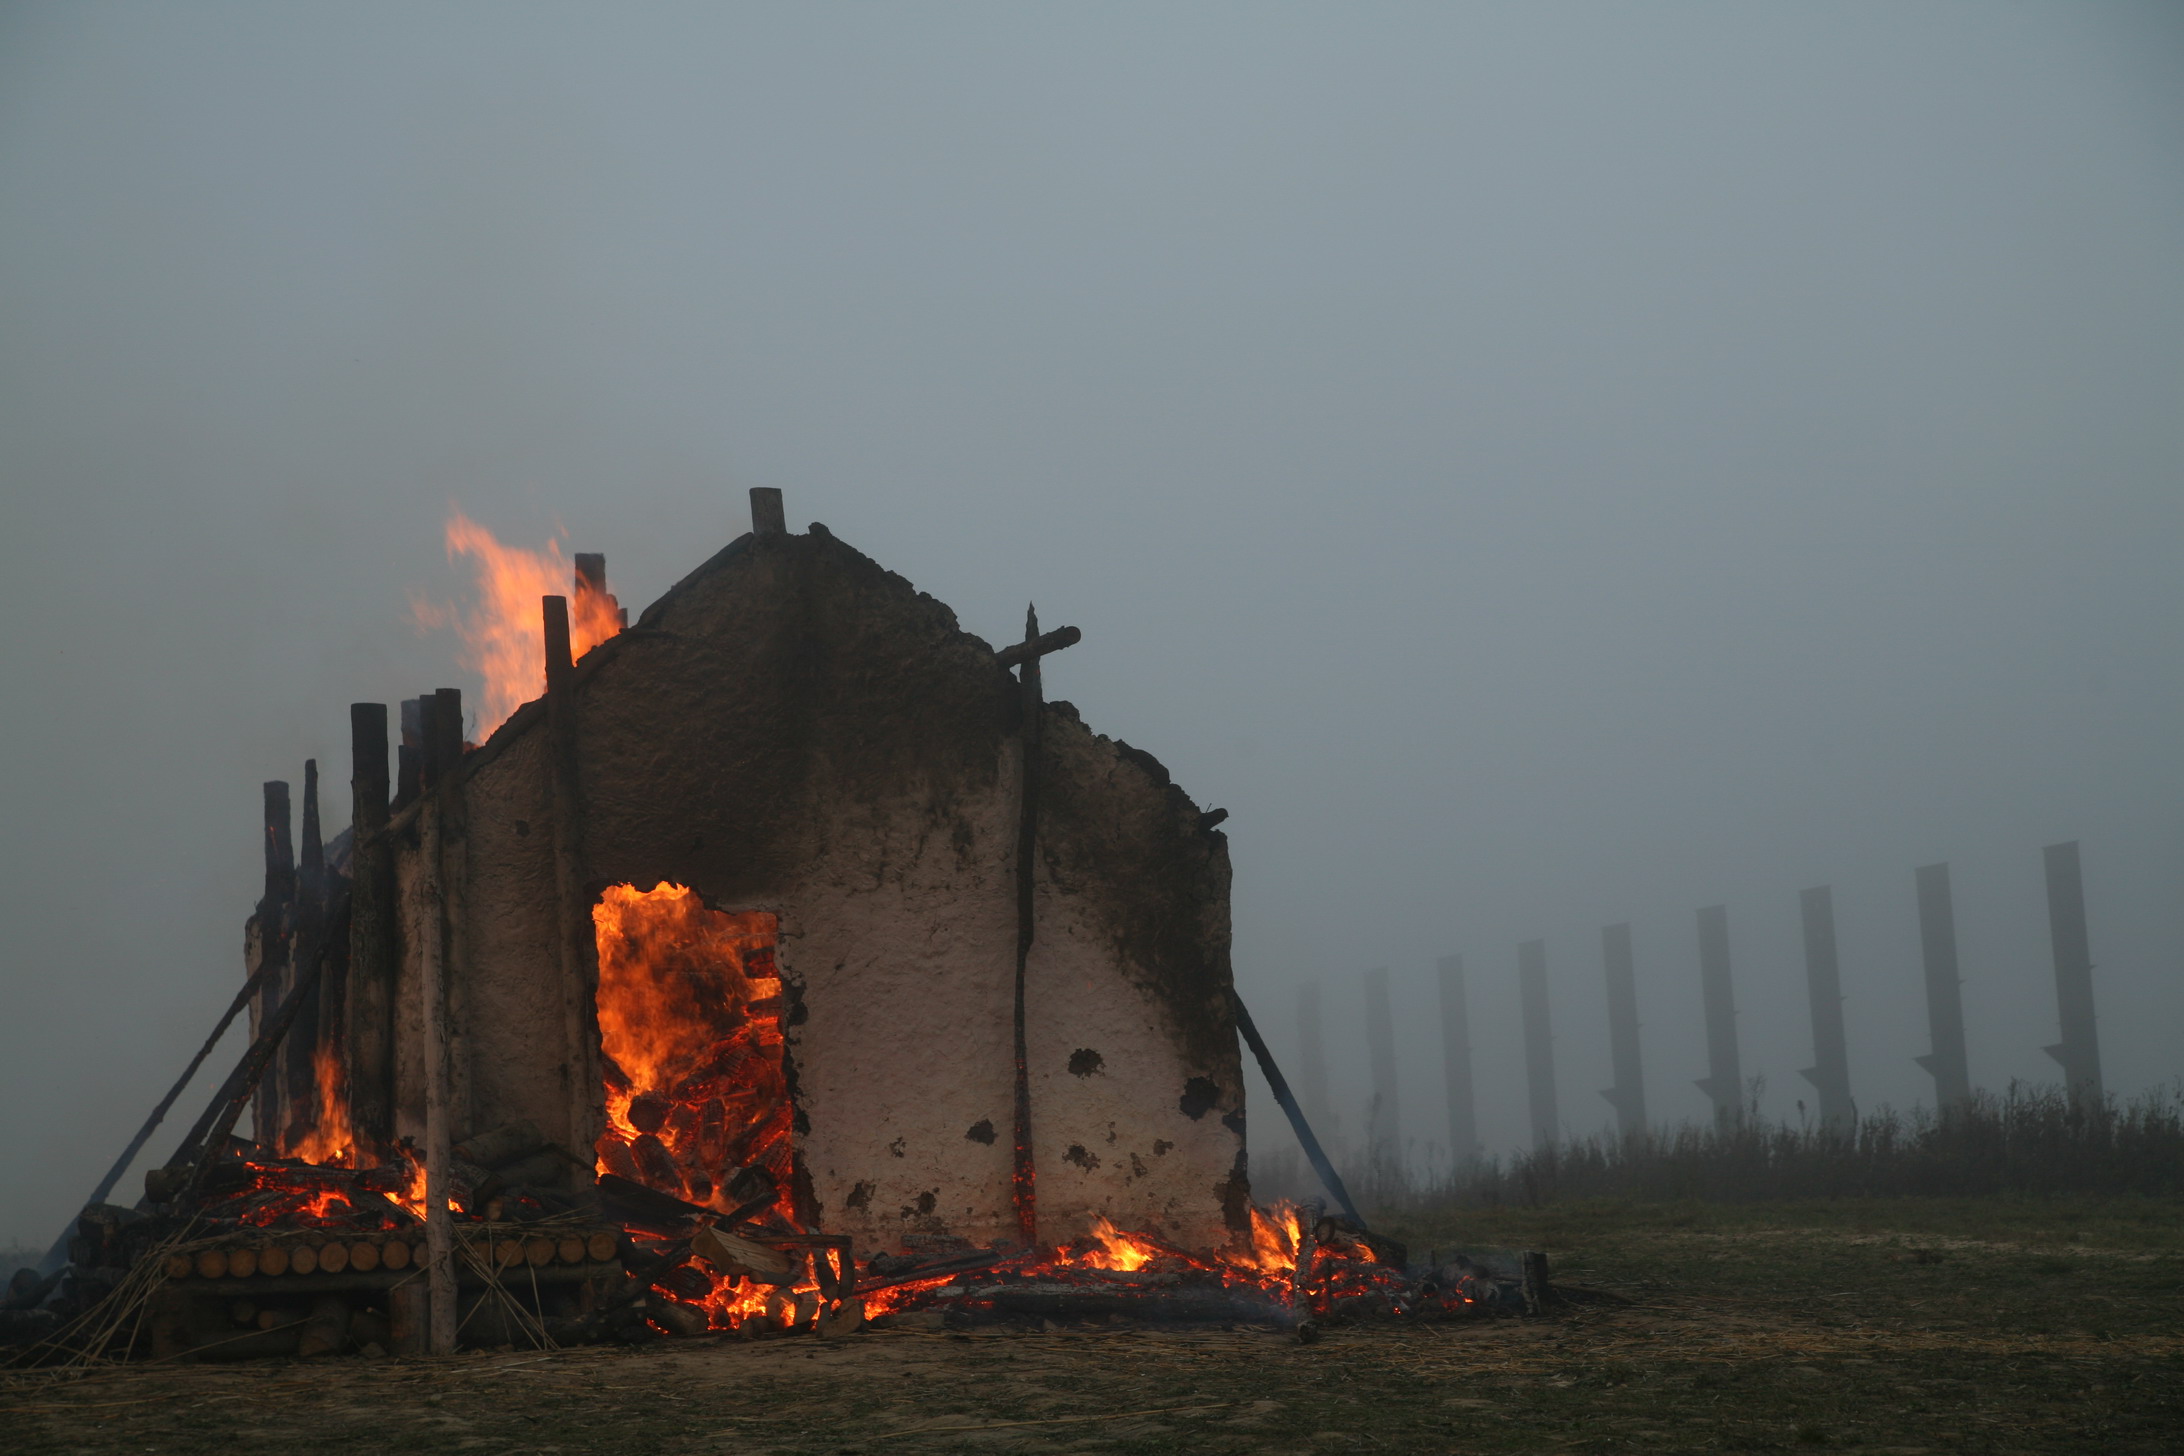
1011 603 1042 1248
542 595 600 1166
395 698 423 810
749 486 787 537
1435 955 1479 1165
1798 886 1855 1133
573 552 626 631
1913 863 1972 1112
1230 991 1362 1222
1360 967 1400 1170
1599 924 1647 1140
251 781 295 1145
416 689 462 1354
281 761 328 1148
1517 940 1558 1153
2041 841 2103 1106
1693 906 1744 1130
346 704 397 1154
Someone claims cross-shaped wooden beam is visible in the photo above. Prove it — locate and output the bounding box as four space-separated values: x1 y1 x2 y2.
1007 609 1078 1249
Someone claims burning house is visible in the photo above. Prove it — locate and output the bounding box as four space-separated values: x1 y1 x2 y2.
7 492 1527 1363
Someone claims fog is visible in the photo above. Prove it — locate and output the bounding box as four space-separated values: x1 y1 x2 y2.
2 3 2178 1245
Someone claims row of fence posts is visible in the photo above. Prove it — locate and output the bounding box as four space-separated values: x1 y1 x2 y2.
1291 842 2105 1164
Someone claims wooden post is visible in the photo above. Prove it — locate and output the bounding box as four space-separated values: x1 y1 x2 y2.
416 691 460 1354
1518 940 1557 1154
395 698 423 810
1693 907 1744 1130
1360 968 1400 1171
1010 604 1041 1249
346 704 397 1155
252 781 295 1145
749 487 786 537
543 596 600 1167
281 761 327 1148
1435 956 1479 1165
1798 887 1855 1133
1599 924 1647 1140
2041 841 2103 1106
1913 864 1972 1112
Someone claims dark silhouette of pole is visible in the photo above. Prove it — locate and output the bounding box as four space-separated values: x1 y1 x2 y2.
1361 967 1400 1169
1518 940 1558 1153
2041 841 2103 1106
1693 906 1744 1129
1797 886 1855 1133
1913 863 1972 1111
1436 955 1480 1165
1599 923 1647 1139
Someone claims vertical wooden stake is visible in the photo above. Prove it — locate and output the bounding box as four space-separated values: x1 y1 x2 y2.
1010 604 1040 1249
2041 841 2103 1106
1435 956 1480 1166
1913 864 1972 1112
1360 967 1400 1170
1295 982 1330 1134
253 781 295 1145
1518 940 1558 1154
1694 906 1744 1130
416 692 460 1355
282 761 327 1146
1798 887 1855 1133
1599 924 1648 1140
346 703 396 1154
543 596 599 1165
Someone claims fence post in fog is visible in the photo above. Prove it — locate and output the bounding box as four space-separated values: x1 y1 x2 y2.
1436 955 1480 1165
1295 982 1331 1134
1693 906 1744 1130
1599 923 1647 1140
1913 863 1972 1112
2041 841 2103 1106
1798 886 1855 1134
1518 940 1558 1153
1361 968 1401 1170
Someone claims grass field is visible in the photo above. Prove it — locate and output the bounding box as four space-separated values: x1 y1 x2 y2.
6 1195 2180 1454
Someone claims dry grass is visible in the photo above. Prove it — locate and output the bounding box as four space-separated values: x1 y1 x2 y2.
5 1194 2181 1453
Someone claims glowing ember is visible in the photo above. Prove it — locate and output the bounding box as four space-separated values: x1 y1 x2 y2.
411 510 624 735
592 884 790 1222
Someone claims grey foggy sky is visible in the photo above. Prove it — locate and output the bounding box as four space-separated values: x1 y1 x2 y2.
2 2 2179 1243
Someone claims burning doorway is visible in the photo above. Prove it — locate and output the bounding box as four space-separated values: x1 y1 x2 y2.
591 885 793 1224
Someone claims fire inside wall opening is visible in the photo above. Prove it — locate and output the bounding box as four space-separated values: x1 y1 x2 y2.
591 884 792 1224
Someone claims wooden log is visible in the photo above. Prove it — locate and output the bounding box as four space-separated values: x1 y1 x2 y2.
452 1121 549 1171
348 1241 381 1273
645 1292 711 1338
993 624 1081 671
586 1232 618 1263
556 1235 586 1265
495 1237 525 1269
258 1245 290 1277
525 1236 556 1267
226 1247 257 1278
381 1239 411 1271
290 1244 318 1276
692 1225 797 1283
164 1253 193 1279
389 1278 428 1357
253 780 295 1144
254 1308 283 1331
317 1241 350 1275
1010 603 1042 1247
281 762 327 1149
297 1293 351 1358
195 1249 229 1280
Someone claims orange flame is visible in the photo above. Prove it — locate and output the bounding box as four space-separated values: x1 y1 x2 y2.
592 884 790 1220
288 1042 354 1168
413 510 624 736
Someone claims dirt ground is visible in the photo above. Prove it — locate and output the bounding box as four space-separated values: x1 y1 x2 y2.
6 1196 2180 1454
